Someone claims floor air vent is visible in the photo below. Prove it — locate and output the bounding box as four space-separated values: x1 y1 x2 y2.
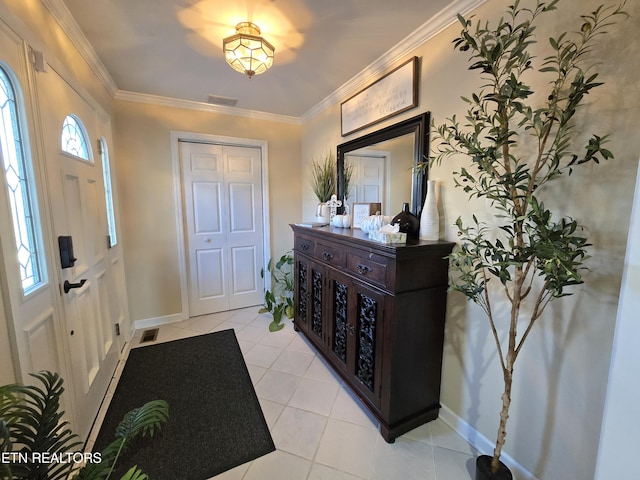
140 328 159 344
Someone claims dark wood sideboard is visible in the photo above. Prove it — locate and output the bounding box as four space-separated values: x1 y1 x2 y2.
290 224 454 442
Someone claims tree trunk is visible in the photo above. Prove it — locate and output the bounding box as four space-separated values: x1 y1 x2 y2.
492 360 514 473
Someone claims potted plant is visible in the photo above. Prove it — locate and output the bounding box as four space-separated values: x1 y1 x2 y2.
1 371 168 480
308 151 336 221
427 1 627 478
259 253 294 332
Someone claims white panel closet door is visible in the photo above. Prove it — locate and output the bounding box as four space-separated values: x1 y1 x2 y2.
345 153 385 206
180 141 264 316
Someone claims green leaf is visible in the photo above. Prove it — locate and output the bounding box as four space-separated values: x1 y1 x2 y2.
73 400 168 480
259 252 294 332
269 321 285 332
119 466 149 480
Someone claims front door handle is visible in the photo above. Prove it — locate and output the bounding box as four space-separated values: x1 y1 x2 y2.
64 279 87 293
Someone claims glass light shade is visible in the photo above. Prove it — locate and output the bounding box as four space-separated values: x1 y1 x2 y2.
223 22 275 78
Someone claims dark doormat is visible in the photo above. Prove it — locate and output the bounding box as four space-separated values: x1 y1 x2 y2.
92 329 275 479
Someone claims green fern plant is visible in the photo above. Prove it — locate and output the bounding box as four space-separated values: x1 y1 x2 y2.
0 371 168 480
73 399 168 480
1 371 82 480
259 253 294 332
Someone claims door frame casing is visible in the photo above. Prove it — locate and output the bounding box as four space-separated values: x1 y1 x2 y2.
170 131 271 321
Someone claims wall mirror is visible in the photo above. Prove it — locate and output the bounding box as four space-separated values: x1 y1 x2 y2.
336 112 430 217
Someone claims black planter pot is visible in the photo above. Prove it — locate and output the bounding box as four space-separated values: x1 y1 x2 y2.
475 455 513 480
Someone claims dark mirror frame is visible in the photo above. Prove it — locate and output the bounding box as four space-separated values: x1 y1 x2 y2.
336 111 430 215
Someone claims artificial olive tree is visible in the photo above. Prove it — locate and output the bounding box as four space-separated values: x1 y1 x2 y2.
428 0 627 475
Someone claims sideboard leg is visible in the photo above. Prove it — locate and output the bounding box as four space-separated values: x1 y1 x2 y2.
380 425 396 444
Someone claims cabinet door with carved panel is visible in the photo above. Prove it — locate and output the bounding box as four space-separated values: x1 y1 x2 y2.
350 280 385 408
327 269 385 409
294 254 326 349
327 270 350 373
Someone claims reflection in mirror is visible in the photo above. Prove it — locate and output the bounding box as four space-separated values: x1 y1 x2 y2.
344 133 414 216
337 112 430 216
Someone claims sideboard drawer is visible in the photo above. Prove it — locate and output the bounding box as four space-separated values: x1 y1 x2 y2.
346 252 389 288
295 235 315 254
315 242 345 267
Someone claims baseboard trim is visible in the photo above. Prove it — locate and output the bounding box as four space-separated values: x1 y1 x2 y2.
132 312 187 331
439 404 539 480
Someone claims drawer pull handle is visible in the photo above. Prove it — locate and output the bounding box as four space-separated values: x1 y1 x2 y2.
347 324 356 336
356 264 372 275
302 243 310 251
323 251 334 261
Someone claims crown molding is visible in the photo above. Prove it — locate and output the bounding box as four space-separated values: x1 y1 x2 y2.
300 0 487 123
114 90 301 125
42 0 118 97
40 0 484 125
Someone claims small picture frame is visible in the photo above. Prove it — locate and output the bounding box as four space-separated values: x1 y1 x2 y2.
352 202 382 229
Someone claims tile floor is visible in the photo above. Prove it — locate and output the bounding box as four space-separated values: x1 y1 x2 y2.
106 307 478 480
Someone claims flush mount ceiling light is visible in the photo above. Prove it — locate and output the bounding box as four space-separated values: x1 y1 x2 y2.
223 22 275 79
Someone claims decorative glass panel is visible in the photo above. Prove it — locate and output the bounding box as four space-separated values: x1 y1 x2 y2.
298 261 308 324
356 293 377 392
61 114 91 160
312 268 323 337
100 138 117 247
0 66 43 292
332 280 348 363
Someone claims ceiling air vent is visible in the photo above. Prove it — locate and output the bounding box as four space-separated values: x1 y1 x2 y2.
207 95 238 107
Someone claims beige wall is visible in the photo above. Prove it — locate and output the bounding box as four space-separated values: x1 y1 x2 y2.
301 1 640 478
113 100 302 322
0 0 113 113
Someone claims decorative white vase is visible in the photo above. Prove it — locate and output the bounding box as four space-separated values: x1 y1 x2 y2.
316 202 330 223
420 180 440 240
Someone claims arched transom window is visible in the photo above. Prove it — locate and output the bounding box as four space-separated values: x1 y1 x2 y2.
61 114 91 161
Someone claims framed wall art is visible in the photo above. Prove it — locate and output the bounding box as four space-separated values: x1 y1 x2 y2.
340 57 419 137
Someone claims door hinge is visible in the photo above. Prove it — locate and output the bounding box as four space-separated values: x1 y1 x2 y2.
115 323 121 336
28 47 47 72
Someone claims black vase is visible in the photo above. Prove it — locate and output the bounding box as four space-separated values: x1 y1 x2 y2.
475 455 513 480
391 202 420 238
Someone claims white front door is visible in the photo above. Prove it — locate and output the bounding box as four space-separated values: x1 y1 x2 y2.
36 68 119 439
180 141 265 316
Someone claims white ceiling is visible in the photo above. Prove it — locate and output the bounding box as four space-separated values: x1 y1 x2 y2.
59 0 475 119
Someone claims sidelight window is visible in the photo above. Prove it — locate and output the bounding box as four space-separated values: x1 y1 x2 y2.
100 137 117 247
0 65 45 293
